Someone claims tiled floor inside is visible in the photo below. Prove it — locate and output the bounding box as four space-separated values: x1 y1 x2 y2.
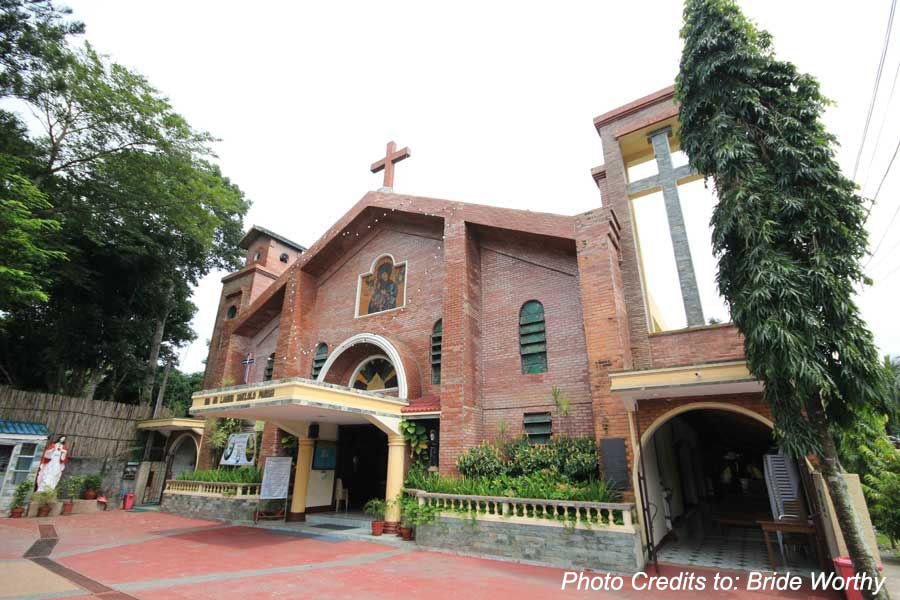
657 521 818 576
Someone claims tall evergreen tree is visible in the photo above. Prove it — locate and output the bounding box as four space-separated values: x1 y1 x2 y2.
677 1 890 596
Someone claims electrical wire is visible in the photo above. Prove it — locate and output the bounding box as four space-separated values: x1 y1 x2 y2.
853 0 898 181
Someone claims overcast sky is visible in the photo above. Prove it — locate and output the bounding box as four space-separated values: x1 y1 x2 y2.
59 0 900 372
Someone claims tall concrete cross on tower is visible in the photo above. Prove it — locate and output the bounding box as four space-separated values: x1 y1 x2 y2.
628 126 705 328
370 141 410 191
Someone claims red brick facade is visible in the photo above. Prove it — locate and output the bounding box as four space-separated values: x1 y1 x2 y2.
199 86 767 484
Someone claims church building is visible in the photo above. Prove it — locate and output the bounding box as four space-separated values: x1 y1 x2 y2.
190 86 818 556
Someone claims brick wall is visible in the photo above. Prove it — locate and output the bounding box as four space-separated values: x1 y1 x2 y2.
648 323 745 368
479 229 593 440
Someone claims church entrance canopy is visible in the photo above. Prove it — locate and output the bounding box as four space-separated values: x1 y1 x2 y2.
189 378 406 437
190 377 408 525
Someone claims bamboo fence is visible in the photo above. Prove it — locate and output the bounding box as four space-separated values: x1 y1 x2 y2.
0 386 158 458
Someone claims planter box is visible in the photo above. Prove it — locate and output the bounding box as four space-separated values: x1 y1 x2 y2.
25 499 100 517
160 491 256 522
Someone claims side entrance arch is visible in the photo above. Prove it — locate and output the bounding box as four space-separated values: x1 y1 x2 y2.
632 402 820 573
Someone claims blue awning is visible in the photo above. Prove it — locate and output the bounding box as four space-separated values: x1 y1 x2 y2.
0 419 49 436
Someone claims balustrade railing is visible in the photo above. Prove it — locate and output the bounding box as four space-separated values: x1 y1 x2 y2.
406 489 637 532
165 480 260 498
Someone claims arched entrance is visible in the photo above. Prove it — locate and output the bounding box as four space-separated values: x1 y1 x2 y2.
311 334 409 510
167 434 198 480
634 403 817 573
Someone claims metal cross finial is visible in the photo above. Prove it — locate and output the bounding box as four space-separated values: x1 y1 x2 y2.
370 141 411 190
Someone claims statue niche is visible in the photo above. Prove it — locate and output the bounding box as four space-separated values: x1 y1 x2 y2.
357 255 406 317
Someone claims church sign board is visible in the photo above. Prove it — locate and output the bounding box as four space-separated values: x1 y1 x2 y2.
260 456 292 500
219 432 256 466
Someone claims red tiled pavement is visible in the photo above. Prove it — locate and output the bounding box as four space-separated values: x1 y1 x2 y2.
0 511 842 599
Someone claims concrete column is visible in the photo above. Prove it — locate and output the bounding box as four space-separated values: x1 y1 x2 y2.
648 128 705 327
383 433 406 533
288 438 315 521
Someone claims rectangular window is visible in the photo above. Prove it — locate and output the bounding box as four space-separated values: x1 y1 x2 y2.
11 442 39 485
523 412 552 444
0 445 12 475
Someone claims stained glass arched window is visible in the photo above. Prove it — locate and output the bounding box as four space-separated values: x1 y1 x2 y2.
352 357 398 391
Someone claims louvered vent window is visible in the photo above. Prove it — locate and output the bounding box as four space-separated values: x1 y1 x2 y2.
311 343 328 378
519 300 547 374
264 353 275 381
524 412 552 444
431 320 443 385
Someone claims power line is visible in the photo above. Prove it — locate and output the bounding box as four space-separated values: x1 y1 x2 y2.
862 131 900 231
861 49 900 193
868 194 900 265
853 0 898 181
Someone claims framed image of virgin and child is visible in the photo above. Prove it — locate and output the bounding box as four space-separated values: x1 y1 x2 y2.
357 255 406 317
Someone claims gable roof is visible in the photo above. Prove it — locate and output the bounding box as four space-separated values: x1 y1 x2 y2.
229 191 579 336
239 225 307 252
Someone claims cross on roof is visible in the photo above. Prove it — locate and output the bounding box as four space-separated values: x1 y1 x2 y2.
370 141 410 191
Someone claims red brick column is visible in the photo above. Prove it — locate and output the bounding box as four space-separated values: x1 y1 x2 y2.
575 207 635 487
274 270 318 379
438 219 483 473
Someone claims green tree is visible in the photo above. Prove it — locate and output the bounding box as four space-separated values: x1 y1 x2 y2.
884 355 900 436
677 1 890 595
0 33 248 400
0 154 63 309
0 0 83 99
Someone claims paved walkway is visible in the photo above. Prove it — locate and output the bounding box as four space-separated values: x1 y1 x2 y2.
0 511 845 599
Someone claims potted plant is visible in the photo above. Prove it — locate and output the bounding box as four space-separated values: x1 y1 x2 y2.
81 474 102 500
32 488 57 517
9 480 33 518
399 496 418 541
363 498 387 536
60 476 84 516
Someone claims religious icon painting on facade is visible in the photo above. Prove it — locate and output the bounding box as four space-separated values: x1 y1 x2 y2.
353 357 398 391
357 255 406 316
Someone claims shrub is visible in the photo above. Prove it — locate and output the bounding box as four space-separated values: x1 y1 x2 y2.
456 435 600 483
60 476 85 500
404 470 619 503
32 488 57 506
81 475 103 493
456 443 504 478
176 467 261 483
12 479 33 509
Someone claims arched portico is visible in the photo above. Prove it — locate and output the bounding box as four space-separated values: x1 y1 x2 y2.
629 401 816 572
316 333 409 399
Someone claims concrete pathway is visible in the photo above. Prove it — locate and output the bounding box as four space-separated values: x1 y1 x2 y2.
0 511 845 599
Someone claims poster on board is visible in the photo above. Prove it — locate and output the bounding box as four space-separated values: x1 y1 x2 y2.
219 432 256 466
260 456 293 500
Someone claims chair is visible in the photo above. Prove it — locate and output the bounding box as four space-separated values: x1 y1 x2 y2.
335 478 349 513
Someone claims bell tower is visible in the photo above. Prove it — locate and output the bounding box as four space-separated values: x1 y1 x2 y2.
202 226 306 388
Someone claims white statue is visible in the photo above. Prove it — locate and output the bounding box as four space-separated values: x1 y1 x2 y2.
36 435 68 492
